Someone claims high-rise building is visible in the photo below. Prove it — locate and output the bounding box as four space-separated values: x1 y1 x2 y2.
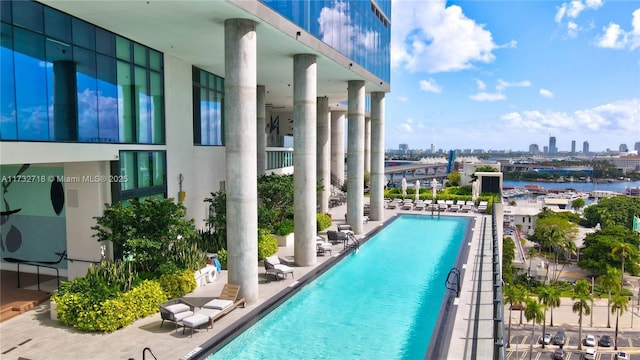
0 0 391 300
583 141 590 154
529 144 539 154
635 142 640 152
399 144 409 151
571 140 576 154
620 144 629 152
549 136 557 154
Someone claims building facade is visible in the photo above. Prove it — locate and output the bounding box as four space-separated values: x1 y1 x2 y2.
0 0 391 303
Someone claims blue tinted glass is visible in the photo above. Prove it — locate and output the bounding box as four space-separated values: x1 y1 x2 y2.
13 1 43 33
72 17 95 50
1 1 12 23
0 24 16 140
14 28 49 140
260 0 389 83
96 28 116 56
96 54 119 142
135 66 150 143
75 46 99 141
44 7 72 43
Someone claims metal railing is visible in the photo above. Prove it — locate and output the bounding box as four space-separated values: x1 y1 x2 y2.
266 147 293 170
492 208 506 360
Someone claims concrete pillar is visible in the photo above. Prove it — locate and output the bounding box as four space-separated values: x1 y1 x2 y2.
370 92 385 221
257 85 266 175
293 54 317 266
224 18 258 304
331 111 346 188
317 96 330 214
347 80 365 234
364 116 371 175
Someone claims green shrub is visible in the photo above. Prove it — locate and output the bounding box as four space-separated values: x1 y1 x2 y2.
158 269 197 300
168 241 206 272
317 213 332 231
275 219 294 235
258 229 279 260
52 279 167 332
217 249 228 269
85 260 137 293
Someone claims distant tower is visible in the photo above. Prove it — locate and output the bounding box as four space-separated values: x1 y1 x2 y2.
619 143 628 152
635 141 640 152
549 136 557 154
543 145 549 154
529 144 539 154
399 144 408 152
583 141 589 154
571 140 576 154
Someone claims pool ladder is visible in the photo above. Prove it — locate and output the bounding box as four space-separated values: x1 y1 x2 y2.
445 267 461 297
345 233 360 252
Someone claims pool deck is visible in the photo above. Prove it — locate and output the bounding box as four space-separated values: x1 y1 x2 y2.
0 204 493 360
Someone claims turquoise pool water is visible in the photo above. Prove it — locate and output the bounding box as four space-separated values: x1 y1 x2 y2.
207 215 469 359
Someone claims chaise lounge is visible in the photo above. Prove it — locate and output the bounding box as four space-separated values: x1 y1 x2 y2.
160 298 196 332
263 255 295 281
181 283 246 337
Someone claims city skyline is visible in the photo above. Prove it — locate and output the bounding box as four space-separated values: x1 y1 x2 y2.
386 0 640 153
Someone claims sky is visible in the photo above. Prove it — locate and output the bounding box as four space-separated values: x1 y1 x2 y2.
386 0 640 153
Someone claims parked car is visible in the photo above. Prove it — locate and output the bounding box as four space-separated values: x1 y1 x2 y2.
552 348 566 360
552 330 566 346
582 348 597 360
539 332 552 345
599 334 612 347
615 351 629 360
583 334 596 347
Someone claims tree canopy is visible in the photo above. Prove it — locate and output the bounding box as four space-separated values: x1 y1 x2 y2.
579 225 640 276
583 196 640 229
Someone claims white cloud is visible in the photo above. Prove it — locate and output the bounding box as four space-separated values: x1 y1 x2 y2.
470 92 506 102
396 95 409 102
419 78 442 93
318 1 380 58
470 78 530 101
539 89 554 98
391 0 510 73
501 99 640 133
555 0 603 23
398 123 413 133
596 9 640 50
567 21 579 38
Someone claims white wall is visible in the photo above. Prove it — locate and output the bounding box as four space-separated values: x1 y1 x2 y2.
64 161 112 280
163 54 227 229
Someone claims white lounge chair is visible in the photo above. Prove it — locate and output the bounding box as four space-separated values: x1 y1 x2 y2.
264 255 294 280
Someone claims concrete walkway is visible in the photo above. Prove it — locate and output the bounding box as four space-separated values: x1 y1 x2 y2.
0 203 489 360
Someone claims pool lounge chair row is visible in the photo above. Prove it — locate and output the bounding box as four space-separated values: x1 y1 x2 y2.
385 198 484 213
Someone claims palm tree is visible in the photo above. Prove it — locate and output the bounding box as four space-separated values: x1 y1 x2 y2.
598 266 622 328
612 241 636 289
572 279 592 350
611 293 629 350
545 286 561 327
524 298 545 360
537 286 553 349
504 286 516 348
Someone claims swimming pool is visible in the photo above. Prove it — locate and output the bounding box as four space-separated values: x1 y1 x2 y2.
205 215 470 359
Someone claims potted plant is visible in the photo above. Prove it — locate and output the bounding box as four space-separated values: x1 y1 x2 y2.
272 219 294 247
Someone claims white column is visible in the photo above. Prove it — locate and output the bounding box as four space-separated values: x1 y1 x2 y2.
331 111 346 188
224 18 258 304
370 92 385 221
293 54 317 266
257 85 266 175
347 80 365 234
364 116 371 175
317 96 330 214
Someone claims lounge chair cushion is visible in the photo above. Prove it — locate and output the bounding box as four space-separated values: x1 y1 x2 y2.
172 310 194 322
203 299 234 310
197 308 222 319
164 303 191 315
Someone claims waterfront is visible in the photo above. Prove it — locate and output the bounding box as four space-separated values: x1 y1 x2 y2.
502 180 640 193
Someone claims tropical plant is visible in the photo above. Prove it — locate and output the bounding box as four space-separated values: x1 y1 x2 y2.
571 197 585 213
546 286 561 327
572 279 592 350
612 241 637 287
582 196 640 229
203 190 227 250
317 213 332 231
537 285 560 347
598 266 622 328
257 229 278 260
257 174 295 233
524 298 545 360
580 225 640 276
611 293 629 350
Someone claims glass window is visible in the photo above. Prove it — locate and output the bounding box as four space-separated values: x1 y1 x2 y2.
133 43 146 67
14 28 49 140
72 18 95 50
149 50 162 71
116 36 130 61
137 152 151 187
1 1 12 24
152 151 165 186
118 150 167 202
120 151 136 191
193 67 224 146
0 23 16 140
96 54 118 142
44 7 71 43
12 0 43 33
117 60 134 142
74 46 99 141
96 28 116 56
150 71 163 144
135 66 150 143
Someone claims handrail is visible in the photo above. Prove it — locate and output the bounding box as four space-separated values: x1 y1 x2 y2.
142 347 158 360
3 251 66 290
445 267 461 297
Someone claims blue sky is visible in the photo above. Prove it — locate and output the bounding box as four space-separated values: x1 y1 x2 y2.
386 0 640 153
